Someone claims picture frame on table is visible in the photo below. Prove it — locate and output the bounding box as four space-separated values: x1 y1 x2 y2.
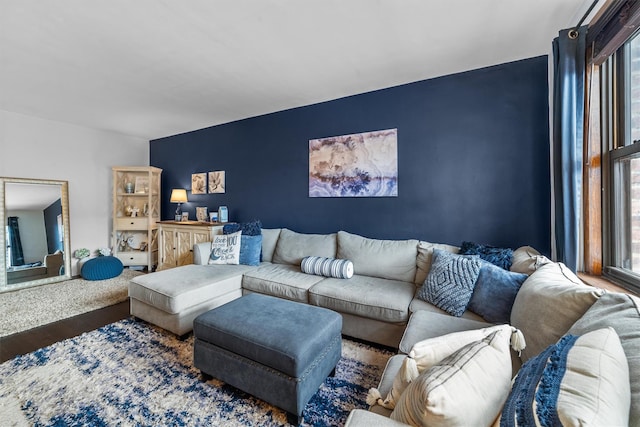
134 176 149 194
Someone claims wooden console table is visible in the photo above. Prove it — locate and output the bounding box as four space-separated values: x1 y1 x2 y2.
157 221 226 270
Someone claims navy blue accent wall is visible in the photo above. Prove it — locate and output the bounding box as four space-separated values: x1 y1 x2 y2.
151 56 551 254
44 198 62 253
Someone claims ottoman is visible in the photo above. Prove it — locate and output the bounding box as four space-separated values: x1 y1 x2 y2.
193 293 343 425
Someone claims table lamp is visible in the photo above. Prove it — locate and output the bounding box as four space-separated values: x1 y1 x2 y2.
170 189 188 221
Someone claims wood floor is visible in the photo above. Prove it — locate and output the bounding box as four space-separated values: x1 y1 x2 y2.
0 300 130 363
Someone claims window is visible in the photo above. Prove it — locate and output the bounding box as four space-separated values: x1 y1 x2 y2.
604 30 640 289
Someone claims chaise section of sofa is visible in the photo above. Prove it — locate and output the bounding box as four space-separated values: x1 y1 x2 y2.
352 257 638 427
128 264 256 336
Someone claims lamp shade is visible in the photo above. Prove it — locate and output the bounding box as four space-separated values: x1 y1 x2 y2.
170 189 188 203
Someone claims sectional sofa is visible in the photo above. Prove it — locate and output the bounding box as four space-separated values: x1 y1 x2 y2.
130 228 514 347
128 228 640 426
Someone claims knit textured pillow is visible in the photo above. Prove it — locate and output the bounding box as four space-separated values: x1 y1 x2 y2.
417 249 481 316
301 256 354 279
460 241 513 270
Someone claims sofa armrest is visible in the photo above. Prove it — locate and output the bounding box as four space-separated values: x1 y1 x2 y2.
345 409 408 427
193 242 211 265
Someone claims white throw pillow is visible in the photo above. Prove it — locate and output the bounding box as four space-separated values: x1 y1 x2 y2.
208 231 241 265
367 324 524 410
390 330 513 427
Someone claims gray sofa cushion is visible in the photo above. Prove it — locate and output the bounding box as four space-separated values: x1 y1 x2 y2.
242 263 325 302
260 228 282 262
129 264 254 314
309 275 415 323
408 297 486 322
337 231 418 283
568 292 640 426
510 262 604 362
272 228 337 265
398 309 493 354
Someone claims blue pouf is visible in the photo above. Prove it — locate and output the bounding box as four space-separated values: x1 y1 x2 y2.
81 256 124 281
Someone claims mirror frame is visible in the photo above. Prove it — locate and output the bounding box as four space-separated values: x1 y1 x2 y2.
0 177 72 292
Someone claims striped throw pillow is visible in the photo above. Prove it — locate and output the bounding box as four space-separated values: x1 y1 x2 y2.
390 330 513 426
301 256 354 279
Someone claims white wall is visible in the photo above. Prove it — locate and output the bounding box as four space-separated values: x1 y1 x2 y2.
0 110 148 274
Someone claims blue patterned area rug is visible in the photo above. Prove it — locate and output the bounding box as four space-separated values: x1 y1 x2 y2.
0 318 392 426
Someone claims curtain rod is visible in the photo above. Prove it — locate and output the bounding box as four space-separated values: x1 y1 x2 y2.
569 0 601 39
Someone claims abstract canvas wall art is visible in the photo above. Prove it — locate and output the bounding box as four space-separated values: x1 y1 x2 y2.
309 128 398 197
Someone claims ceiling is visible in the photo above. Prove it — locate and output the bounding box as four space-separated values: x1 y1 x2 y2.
0 0 603 141
5 182 62 211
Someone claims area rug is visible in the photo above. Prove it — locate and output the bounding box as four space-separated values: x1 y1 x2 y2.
0 319 393 426
0 269 142 337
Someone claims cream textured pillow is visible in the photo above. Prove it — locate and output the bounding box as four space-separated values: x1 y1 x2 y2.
510 245 552 275
367 324 524 410
498 327 630 426
390 330 513 427
568 292 640 425
510 262 603 361
208 231 241 265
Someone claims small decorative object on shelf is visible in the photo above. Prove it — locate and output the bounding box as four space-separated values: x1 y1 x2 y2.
74 248 90 259
124 182 134 194
196 207 208 222
218 206 228 223
97 247 112 257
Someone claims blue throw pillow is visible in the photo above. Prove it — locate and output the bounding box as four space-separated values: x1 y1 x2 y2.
459 241 513 270
417 249 482 317
223 220 263 265
238 234 262 266
467 261 528 323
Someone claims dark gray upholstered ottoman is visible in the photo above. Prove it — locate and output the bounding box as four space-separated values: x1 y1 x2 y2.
193 293 342 425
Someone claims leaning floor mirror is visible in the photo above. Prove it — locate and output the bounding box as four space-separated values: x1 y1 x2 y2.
0 177 72 293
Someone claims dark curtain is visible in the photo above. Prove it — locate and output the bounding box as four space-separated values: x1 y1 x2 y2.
7 216 24 266
552 27 586 272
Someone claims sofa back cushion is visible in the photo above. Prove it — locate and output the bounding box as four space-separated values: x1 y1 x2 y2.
510 262 604 362
337 231 418 283
260 228 282 262
272 228 336 265
510 245 552 275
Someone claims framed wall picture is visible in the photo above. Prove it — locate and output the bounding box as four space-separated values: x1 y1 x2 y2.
208 171 225 194
134 176 149 194
309 128 398 197
191 173 207 194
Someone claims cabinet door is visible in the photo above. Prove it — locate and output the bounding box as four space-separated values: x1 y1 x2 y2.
175 230 193 266
161 229 177 268
192 230 211 246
